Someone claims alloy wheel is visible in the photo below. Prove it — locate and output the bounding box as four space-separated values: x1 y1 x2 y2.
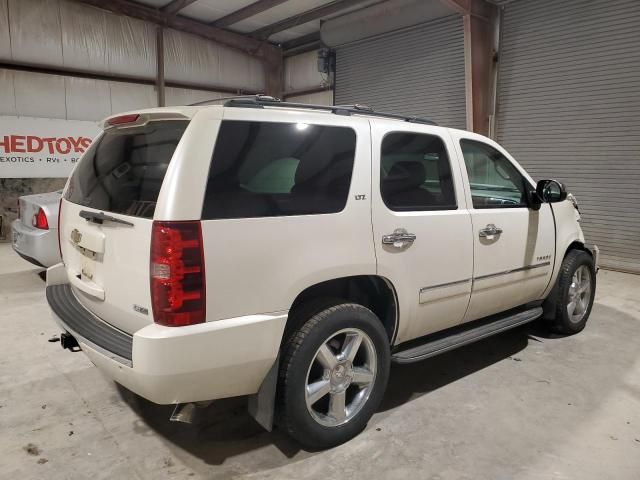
305 328 377 427
567 265 592 323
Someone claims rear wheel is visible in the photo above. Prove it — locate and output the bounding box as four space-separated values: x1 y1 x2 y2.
548 250 596 334
278 303 390 449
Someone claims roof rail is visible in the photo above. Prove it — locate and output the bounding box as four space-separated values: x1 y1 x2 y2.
188 95 261 106
223 95 438 126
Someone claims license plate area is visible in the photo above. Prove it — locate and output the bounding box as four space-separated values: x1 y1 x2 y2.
81 257 96 280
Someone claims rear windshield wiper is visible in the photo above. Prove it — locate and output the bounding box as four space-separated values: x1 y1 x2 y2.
79 210 134 227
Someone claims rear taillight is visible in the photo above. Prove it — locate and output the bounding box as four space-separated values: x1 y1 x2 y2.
32 208 49 230
150 221 206 327
57 199 63 261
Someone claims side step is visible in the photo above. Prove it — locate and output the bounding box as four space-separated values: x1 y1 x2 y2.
391 307 543 364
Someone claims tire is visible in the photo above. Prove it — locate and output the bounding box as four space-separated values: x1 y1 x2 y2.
547 249 596 335
278 303 390 449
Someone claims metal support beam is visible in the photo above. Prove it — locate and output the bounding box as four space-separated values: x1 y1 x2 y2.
0 60 257 96
251 0 369 39
161 0 198 16
441 0 490 22
461 0 498 135
488 6 503 139
441 0 469 15
213 0 289 28
282 32 322 56
156 27 166 106
263 48 284 98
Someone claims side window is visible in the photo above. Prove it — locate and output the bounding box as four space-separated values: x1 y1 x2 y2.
202 121 356 219
380 132 456 211
460 139 529 209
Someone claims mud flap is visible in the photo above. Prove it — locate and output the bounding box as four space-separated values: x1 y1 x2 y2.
247 356 279 432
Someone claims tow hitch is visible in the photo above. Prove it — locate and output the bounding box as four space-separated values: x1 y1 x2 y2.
60 332 81 352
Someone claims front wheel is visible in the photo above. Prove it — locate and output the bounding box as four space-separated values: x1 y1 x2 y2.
548 249 596 335
277 303 390 449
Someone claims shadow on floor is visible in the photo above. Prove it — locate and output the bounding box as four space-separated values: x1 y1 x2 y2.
380 324 532 412
117 385 303 466
118 323 539 466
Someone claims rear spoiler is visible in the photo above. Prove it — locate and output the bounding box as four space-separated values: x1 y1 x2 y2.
102 111 190 130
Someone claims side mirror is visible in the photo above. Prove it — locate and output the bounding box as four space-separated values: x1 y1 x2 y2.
536 179 568 203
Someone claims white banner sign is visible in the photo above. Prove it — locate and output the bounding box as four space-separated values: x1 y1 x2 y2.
0 116 101 178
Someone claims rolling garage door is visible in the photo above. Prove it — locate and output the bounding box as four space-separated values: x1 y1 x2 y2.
335 15 466 129
496 0 640 273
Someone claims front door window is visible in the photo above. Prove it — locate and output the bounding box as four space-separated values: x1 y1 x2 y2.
460 139 529 208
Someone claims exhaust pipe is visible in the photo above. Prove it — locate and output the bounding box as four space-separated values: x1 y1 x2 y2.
170 403 196 423
169 401 212 424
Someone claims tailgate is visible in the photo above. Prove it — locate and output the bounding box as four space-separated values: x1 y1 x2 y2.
60 200 153 333
60 118 189 334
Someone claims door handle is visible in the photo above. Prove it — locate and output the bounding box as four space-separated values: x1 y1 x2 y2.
479 224 503 238
382 228 417 247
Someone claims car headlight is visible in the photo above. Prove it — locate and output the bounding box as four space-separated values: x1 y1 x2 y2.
567 193 580 220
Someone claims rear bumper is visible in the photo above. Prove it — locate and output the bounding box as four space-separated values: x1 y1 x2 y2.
46 271 287 404
11 220 60 267
47 284 133 363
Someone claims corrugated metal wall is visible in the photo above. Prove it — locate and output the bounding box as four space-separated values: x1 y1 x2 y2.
283 51 333 105
335 15 466 129
286 90 334 105
0 0 266 240
496 0 640 273
0 0 265 122
285 51 323 92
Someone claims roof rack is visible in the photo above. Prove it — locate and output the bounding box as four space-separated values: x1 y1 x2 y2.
223 95 438 126
188 95 257 106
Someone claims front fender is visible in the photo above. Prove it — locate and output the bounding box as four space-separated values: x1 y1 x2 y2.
542 200 585 299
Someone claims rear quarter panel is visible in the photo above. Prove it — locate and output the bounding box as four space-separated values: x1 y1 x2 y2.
154 108 223 220
189 108 377 321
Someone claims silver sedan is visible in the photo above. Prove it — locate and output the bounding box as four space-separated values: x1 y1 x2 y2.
11 190 62 268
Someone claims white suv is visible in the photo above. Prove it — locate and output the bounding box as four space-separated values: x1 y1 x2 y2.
46 97 598 449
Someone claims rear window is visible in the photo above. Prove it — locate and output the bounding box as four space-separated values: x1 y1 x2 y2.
202 121 356 219
64 120 189 219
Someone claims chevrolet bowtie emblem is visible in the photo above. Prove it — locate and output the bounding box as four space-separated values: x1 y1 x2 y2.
70 229 82 244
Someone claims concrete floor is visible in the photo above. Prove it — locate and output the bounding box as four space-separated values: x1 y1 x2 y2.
1 243 639 480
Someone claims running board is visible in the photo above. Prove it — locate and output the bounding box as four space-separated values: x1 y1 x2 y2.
391 307 543 364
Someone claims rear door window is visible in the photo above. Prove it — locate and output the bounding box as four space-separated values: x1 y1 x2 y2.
380 132 457 211
64 120 189 219
202 121 356 219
